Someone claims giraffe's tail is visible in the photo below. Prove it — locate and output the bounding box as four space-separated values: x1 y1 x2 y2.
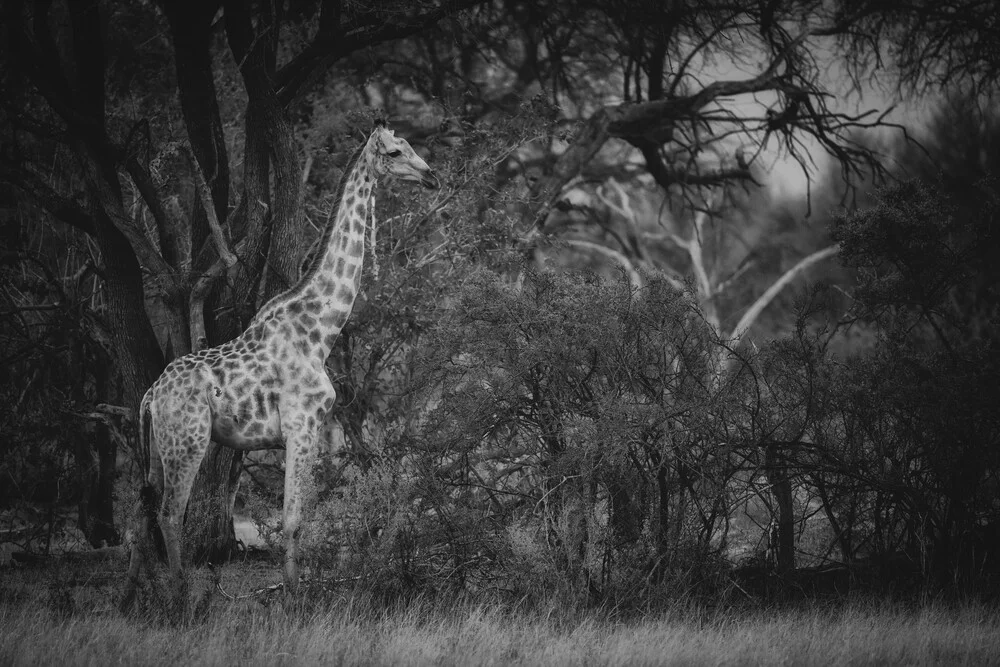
138 390 152 480
136 391 165 556
124 392 160 605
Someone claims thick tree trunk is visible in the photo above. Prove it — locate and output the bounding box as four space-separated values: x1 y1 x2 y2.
180 99 291 562
163 1 230 227
89 356 120 547
561 475 595 598
90 206 164 414
90 421 120 546
77 420 120 548
222 102 274 334
186 442 243 565
75 427 97 542
261 107 303 297
608 479 642 543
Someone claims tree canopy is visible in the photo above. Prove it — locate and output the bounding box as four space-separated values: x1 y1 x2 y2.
2 0 999 603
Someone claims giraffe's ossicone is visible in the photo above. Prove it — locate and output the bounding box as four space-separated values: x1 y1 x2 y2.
123 121 437 605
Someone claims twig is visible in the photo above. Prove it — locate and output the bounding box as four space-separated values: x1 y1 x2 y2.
214 574 365 601
215 581 285 601
95 403 131 418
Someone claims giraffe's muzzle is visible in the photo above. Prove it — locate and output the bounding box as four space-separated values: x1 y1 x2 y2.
421 170 440 190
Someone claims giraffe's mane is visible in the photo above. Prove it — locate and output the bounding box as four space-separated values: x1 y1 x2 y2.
251 133 371 322
295 137 370 287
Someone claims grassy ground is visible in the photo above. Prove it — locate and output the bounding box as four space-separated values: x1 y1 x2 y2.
2 561 999 666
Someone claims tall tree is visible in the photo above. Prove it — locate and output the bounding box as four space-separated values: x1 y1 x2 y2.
0 0 488 560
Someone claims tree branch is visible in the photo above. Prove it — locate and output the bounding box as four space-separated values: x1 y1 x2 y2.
529 109 611 228
275 0 492 105
189 260 228 352
728 244 840 346
223 0 273 99
121 152 180 267
565 239 643 293
183 145 237 269
161 0 230 224
604 22 857 144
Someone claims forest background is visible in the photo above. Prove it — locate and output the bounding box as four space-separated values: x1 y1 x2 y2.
2 0 1000 618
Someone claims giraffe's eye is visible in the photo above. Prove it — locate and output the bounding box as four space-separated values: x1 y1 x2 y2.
387 149 402 158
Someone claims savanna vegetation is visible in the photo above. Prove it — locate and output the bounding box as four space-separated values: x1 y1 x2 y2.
2 0 1000 662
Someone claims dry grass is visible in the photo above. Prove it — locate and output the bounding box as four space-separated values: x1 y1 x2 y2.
1 562 999 666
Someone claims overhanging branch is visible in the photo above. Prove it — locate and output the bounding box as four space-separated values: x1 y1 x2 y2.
275 0 492 105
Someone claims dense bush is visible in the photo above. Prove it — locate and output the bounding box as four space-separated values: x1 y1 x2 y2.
288 177 1000 605
299 267 774 604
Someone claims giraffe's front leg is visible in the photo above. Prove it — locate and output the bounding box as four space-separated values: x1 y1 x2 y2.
280 386 334 591
282 428 318 591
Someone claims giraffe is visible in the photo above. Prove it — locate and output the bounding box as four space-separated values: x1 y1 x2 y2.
124 121 437 602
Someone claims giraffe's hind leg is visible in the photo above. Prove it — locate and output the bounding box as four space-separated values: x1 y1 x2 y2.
122 421 166 610
156 407 212 584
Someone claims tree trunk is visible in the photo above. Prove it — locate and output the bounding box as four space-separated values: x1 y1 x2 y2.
261 105 303 297
74 426 97 543
180 97 297 562
764 444 795 575
648 445 671 583
186 442 244 565
90 356 120 547
90 420 120 546
163 1 230 227
608 478 642 543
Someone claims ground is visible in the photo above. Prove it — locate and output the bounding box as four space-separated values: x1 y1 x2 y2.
2 554 1000 666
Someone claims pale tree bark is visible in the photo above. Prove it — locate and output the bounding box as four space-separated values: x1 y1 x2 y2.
516 15 860 573
727 246 840 352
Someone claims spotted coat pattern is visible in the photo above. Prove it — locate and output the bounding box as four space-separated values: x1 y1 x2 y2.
125 124 437 594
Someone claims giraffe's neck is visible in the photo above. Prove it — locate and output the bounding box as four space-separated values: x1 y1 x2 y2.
251 136 378 363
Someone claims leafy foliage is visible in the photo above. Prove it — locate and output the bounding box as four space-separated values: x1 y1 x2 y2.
303 267 748 603
821 174 1000 589
3 0 1000 609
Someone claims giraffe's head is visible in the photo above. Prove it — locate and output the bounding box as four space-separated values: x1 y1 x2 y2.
371 122 439 190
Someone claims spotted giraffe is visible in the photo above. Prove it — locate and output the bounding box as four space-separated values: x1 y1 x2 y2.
124 121 437 601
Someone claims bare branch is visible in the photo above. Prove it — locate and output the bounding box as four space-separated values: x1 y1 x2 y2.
95 403 131 418
529 109 611 228
728 244 840 347
595 178 648 261
715 259 757 297
189 260 228 352
564 239 643 293
187 174 246 350
606 29 804 143
183 145 237 269
121 152 180 267
668 11 745 98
